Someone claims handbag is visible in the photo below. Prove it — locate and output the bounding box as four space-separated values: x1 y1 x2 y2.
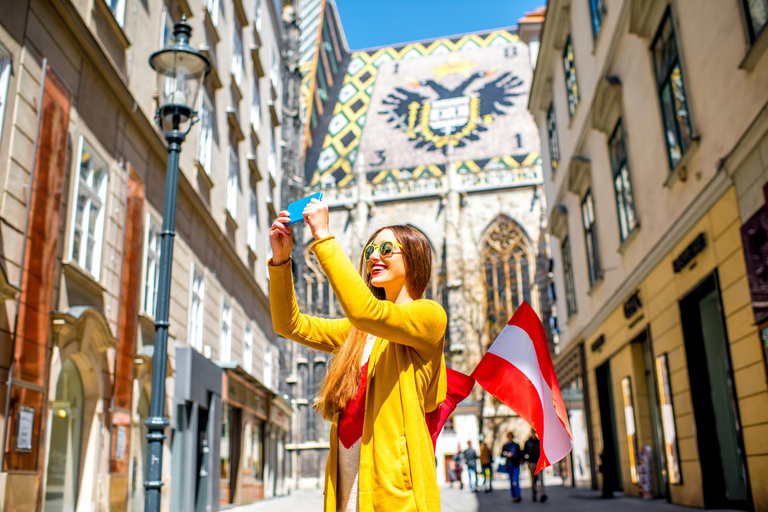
497 459 509 474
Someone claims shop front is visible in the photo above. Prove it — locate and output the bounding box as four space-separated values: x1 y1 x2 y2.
583 188 762 508
266 396 292 498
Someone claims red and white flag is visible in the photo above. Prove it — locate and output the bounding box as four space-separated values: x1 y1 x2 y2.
471 301 572 473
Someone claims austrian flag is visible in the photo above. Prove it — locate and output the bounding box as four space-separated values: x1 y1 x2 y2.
471 301 572 473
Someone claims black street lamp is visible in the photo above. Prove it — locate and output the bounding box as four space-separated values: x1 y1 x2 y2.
145 16 209 512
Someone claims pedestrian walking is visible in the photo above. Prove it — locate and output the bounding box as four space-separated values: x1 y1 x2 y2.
451 444 466 490
269 200 447 512
501 432 523 502
464 441 479 491
479 439 493 493
524 430 548 503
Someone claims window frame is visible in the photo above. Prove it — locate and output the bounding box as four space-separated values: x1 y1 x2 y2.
141 213 162 317
108 0 127 27
205 0 220 28
608 119 638 241
244 322 253 373
563 34 580 117
251 78 261 130
69 136 110 280
546 102 560 173
0 46 12 148
227 145 239 216
160 5 175 47
188 261 205 351
561 236 577 317
220 298 232 362
651 7 694 171
197 90 214 173
581 189 601 287
742 0 768 43
254 0 263 32
232 19 244 88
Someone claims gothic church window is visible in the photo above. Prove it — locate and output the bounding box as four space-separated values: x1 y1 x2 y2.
481 218 534 337
305 248 338 317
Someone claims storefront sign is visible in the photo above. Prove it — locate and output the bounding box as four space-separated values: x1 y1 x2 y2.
623 290 642 319
590 335 605 352
673 233 707 273
741 206 768 325
15 406 35 452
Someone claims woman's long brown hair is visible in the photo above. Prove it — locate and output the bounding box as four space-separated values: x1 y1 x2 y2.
313 225 433 420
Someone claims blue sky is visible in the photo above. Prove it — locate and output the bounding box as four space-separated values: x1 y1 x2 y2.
334 0 546 50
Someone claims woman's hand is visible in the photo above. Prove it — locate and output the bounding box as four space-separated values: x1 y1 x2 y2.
269 211 293 265
303 198 331 240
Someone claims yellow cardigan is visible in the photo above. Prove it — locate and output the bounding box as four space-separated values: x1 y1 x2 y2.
269 236 447 512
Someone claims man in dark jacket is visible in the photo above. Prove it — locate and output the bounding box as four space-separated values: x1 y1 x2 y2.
464 441 479 492
501 432 522 502
524 430 547 503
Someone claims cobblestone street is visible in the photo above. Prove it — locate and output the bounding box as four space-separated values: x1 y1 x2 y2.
231 478 738 512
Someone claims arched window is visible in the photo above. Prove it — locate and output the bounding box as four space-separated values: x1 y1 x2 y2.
481 217 534 338
304 248 338 317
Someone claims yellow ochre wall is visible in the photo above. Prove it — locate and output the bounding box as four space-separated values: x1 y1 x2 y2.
585 187 768 509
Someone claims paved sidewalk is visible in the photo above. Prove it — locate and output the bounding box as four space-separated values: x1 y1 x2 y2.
230 478 733 512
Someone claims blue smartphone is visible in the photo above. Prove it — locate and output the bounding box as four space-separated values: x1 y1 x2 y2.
286 192 324 225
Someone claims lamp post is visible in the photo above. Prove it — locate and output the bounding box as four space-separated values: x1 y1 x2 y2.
145 16 209 512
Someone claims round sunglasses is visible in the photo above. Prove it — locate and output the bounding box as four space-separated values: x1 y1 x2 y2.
363 240 403 261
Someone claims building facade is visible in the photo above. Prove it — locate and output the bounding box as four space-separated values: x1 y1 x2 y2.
285 0 551 486
0 0 296 510
529 0 768 509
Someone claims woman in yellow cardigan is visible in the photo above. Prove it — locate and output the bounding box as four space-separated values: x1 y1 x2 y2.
269 199 447 511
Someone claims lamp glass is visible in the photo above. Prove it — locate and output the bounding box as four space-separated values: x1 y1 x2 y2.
151 48 208 132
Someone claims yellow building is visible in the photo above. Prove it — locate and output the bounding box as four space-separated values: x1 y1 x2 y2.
529 0 768 509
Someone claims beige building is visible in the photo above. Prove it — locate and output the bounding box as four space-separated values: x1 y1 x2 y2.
0 0 294 510
529 0 768 509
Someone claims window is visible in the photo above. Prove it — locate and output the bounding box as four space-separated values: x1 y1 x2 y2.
588 0 605 39
232 21 244 88
652 9 693 170
220 299 232 362
546 103 560 172
655 353 682 484
107 0 126 26
581 190 601 287
481 217 533 337
608 120 638 241
269 129 277 177
264 343 273 389
189 262 205 351
244 322 253 372
248 182 258 250
142 214 162 317
197 91 214 173
251 78 261 129
271 50 279 85
562 237 577 317
254 0 263 32
205 0 219 27
304 249 337 317
621 377 639 484
227 146 239 216
563 35 579 117
742 0 768 43
70 138 109 278
160 5 175 47
0 47 11 148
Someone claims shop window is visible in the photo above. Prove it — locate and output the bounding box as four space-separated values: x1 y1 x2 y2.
561 237 577 317
655 353 682 484
141 214 162 317
621 377 639 484
742 0 768 43
220 299 232 362
188 262 205 351
563 35 579 117
608 119 638 241
546 102 560 173
70 137 109 279
651 8 693 170
589 0 605 39
581 190 601 287
197 91 214 174
481 217 533 337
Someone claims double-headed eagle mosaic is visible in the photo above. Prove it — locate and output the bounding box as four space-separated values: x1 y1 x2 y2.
380 60 525 154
